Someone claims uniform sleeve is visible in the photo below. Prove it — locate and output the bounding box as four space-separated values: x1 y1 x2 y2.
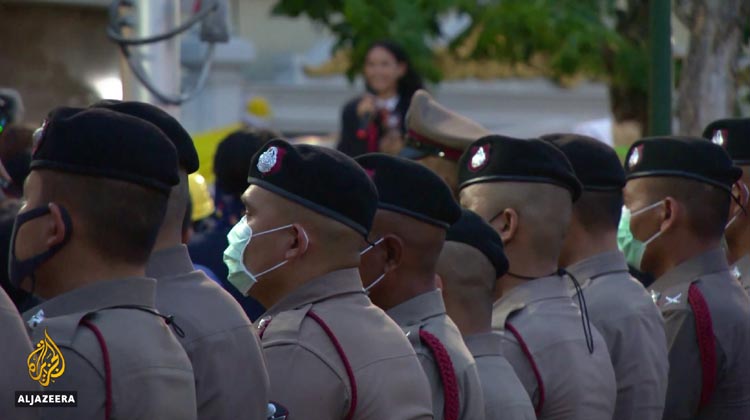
354 355 434 420
184 328 269 420
117 362 197 420
499 337 538 405
263 342 348 419
662 308 702 420
416 351 444 420
458 363 485 420
598 311 668 420
39 348 105 420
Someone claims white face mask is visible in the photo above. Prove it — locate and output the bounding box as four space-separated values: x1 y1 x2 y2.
223 216 302 295
359 238 386 294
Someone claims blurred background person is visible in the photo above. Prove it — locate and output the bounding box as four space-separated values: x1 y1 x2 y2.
0 124 34 198
338 40 424 157
189 128 278 320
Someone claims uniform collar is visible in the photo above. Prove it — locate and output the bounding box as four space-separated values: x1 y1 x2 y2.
23 277 157 320
566 250 629 288
263 268 365 317
492 275 569 326
464 332 503 357
386 289 446 327
145 244 195 279
651 248 729 294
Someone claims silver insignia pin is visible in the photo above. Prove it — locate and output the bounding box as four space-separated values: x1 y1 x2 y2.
257 146 278 173
470 147 486 169
27 309 45 328
665 293 682 305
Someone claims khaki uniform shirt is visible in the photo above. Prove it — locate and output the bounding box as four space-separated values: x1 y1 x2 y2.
146 245 269 420
255 268 434 420
730 254 750 294
22 277 197 420
387 290 485 420
464 332 535 420
492 275 616 420
1 288 39 420
649 249 750 420
567 251 669 420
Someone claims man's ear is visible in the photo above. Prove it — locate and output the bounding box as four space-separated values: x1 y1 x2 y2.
46 203 68 248
730 181 749 219
284 224 310 260
490 208 518 244
660 197 678 232
382 234 403 274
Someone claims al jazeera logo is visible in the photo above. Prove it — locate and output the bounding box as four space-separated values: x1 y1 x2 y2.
16 329 77 408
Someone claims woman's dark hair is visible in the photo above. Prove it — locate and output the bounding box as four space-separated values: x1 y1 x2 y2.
364 40 424 99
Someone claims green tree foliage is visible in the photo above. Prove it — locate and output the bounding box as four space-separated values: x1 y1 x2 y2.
272 0 453 82
272 0 648 121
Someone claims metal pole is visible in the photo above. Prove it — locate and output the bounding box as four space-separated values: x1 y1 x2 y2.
648 0 672 136
121 0 181 118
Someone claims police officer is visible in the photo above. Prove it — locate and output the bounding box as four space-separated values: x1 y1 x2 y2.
1 287 39 420
702 118 750 291
621 136 750 419
356 154 485 420
14 107 197 419
436 208 535 420
93 101 270 420
458 135 616 419
400 90 490 195
230 139 433 419
543 133 669 420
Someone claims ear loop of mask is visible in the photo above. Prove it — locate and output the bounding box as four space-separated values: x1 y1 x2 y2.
360 238 386 293
630 200 667 247
249 224 308 279
727 182 749 229
360 237 384 255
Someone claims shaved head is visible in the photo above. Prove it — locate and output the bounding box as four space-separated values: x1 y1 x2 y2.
460 181 572 258
438 241 496 303
627 177 730 240
243 185 365 255
370 209 446 273
437 241 496 334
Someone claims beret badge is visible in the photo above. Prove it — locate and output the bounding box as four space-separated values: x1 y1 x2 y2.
469 144 490 172
711 129 727 147
257 146 285 176
628 145 643 170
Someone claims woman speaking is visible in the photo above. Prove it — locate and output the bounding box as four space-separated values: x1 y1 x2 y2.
337 41 424 157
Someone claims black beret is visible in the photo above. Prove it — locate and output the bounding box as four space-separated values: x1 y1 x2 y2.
92 100 199 173
624 136 742 192
31 107 180 194
355 153 461 229
702 118 750 165
215 129 277 196
542 133 625 191
458 135 582 201
248 139 378 236
446 208 508 278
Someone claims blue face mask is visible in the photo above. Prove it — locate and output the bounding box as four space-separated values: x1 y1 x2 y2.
223 216 299 295
617 201 664 270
